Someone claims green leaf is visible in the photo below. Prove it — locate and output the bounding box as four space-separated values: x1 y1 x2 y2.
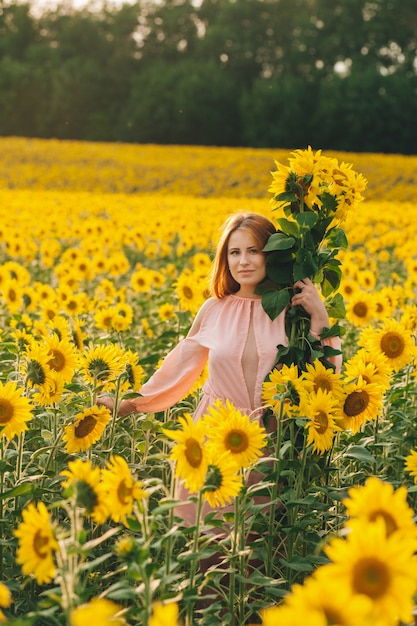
344 445 376 464
293 249 317 281
295 211 318 233
273 191 297 204
326 293 346 318
266 259 294 284
276 217 299 238
321 265 342 296
326 226 348 249
261 289 291 321
0 483 33 500
263 232 296 252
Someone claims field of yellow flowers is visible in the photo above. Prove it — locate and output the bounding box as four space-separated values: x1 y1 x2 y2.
1 137 417 626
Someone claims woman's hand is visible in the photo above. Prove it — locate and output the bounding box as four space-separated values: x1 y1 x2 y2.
291 277 330 336
96 396 137 417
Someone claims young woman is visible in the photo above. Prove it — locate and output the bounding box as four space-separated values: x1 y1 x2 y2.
97 212 341 521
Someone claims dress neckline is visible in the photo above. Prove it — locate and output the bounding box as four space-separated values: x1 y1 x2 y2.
229 293 262 302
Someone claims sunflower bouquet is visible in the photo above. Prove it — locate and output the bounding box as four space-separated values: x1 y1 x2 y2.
258 146 367 373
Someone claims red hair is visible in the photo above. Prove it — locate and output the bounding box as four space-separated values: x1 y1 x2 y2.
210 212 276 298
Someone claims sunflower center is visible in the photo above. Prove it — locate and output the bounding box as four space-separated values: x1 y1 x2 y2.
313 410 329 434
88 358 112 380
314 376 332 393
343 390 369 417
182 286 193 300
33 529 50 558
75 415 97 438
323 607 345 626
226 430 248 453
353 302 368 317
48 349 66 372
352 557 390 598
204 464 223 492
184 438 203 468
369 510 398 536
27 359 48 385
380 331 404 359
117 479 133 505
0 400 13 424
75 480 99 511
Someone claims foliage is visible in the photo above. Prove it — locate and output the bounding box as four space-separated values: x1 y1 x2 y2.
0 0 416 151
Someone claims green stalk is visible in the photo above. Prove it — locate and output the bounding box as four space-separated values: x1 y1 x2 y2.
266 396 285 578
186 491 204 626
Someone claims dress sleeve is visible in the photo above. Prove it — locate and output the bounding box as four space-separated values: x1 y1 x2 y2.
129 335 209 414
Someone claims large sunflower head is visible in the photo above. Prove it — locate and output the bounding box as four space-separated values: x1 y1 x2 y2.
324 519 417 625
79 343 125 391
405 449 417 484
69 598 127 626
203 399 267 470
336 377 384 434
61 458 109 524
345 290 377 327
302 359 344 398
203 450 243 508
262 363 306 417
344 349 392 391
163 413 209 493
304 389 341 455
101 455 148 525
343 476 417 545
366 319 416 372
14 502 58 585
63 405 111 454
22 340 52 388
44 333 79 384
0 380 34 441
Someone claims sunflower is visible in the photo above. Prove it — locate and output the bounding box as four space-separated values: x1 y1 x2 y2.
302 359 344 398
63 405 112 453
44 333 79 384
404 449 417 484
79 343 125 390
344 349 392 392
323 519 417 626
32 376 65 407
203 399 267 470
111 302 134 333
0 582 12 618
1 278 24 314
0 380 34 440
158 302 176 322
101 455 148 525
174 270 206 315
14 502 58 585
22 340 52 388
130 266 153 293
203 450 243 508
262 568 373 626
304 389 342 454
163 413 208 493
336 377 384 434
149 602 179 626
262 363 306 417
343 476 417 544
61 458 109 524
345 290 377 327
94 307 115 332
364 319 416 372
69 598 127 626
120 350 144 393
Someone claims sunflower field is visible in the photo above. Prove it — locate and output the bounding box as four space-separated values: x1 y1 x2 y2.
1 137 417 626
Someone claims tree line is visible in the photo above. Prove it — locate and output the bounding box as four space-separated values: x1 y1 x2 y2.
0 0 416 153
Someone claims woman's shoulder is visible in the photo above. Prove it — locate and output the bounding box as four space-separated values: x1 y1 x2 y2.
187 297 219 336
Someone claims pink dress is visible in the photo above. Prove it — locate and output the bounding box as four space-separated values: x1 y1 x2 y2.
130 294 341 524
130 294 288 419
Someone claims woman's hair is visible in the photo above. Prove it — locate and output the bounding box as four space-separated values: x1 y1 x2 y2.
210 212 276 298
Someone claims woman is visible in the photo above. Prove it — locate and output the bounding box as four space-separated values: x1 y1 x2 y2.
98 212 340 520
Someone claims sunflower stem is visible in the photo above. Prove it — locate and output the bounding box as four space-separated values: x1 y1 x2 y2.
186 491 204 626
266 396 285 578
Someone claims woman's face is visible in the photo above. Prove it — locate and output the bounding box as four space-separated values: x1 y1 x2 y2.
227 228 267 297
